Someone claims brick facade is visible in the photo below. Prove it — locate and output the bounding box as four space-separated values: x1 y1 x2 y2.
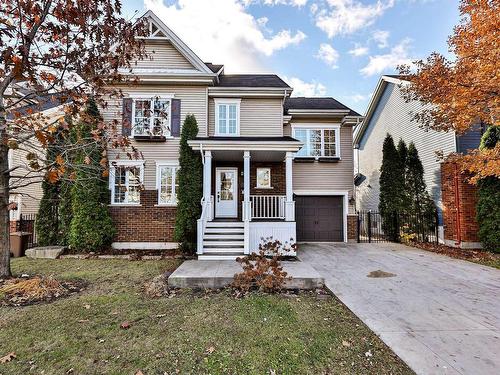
347 215 357 241
441 162 481 248
110 190 177 243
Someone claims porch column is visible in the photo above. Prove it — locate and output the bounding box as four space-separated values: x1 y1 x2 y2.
203 151 212 219
285 152 295 221
243 151 251 220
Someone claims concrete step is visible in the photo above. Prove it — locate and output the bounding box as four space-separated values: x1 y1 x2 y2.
202 247 245 253
206 221 244 228
198 254 244 261
203 240 244 247
204 234 244 240
205 227 244 234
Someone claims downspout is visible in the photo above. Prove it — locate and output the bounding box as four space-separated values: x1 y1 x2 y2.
453 163 461 246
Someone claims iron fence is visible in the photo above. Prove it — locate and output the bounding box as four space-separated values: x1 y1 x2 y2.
357 210 439 244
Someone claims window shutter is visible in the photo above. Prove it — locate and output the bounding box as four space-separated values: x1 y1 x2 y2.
122 98 133 136
171 99 181 137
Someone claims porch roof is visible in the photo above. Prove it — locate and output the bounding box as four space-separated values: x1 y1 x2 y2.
188 136 302 152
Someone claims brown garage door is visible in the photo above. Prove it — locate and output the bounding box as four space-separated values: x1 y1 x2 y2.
295 196 344 242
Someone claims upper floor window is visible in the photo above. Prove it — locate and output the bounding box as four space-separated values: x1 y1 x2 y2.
157 163 179 205
293 126 340 158
109 161 144 205
132 96 172 137
215 99 240 136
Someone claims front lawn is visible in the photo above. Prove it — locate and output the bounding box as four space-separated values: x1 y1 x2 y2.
0 258 413 374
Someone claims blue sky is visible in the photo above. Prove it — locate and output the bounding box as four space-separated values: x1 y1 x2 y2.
122 0 460 114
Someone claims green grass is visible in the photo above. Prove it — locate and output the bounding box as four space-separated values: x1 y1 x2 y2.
0 258 413 374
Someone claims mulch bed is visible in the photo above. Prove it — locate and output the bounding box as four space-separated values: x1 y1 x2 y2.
409 241 499 263
0 276 86 307
63 247 186 258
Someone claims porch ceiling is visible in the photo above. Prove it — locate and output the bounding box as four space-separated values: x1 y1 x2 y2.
210 149 288 162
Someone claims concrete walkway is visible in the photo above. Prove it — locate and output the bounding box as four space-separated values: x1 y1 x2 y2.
300 242 500 375
168 260 324 289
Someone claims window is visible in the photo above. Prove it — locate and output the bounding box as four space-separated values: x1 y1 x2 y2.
215 99 240 136
132 96 171 137
110 162 144 204
256 168 271 188
293 126 340 158
157 164 179 205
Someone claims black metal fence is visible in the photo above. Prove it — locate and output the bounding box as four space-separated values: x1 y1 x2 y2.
16 213 38 249
357 210 439 244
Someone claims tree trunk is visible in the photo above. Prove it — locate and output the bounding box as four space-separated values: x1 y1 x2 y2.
0 97 11 278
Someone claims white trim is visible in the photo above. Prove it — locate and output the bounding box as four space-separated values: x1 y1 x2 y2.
111 242 178 250
214 98 241 136
188 140 302 152
156 162 180 206
109 160 145 205
131 96 172 138
293 190 349 243
292 125 341 159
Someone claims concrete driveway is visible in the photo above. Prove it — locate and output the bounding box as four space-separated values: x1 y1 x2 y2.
300 242 500 375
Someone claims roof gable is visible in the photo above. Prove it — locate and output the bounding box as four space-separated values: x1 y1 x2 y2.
138 11 214 75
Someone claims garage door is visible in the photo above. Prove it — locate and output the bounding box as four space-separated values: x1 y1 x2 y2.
295 196 344 242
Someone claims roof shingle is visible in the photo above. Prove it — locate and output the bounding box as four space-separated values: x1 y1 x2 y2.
284 97 361 116
217 74 291 88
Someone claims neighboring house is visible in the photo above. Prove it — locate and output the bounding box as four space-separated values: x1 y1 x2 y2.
7 89 67 224
354 75 484 246
103 11 362 259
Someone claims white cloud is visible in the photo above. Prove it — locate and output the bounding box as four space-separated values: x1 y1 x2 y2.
346 93 369 103
284 76 327 96
372 30 390 48
263 0 308 6
360 38 414 76
348 44 369 57
144 0 306 72
313 0 395 38
315 43 339 69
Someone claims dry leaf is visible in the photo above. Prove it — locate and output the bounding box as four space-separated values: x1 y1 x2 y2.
0 352 16 363
120 321 131 329
342 340 351 348
83 304 91 309
135 371 144 375
205 346 215 355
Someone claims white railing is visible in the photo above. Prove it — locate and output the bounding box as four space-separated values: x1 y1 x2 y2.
196 196 212 254
250 195 286 219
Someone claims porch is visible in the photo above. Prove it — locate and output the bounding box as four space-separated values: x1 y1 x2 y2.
188 136 302 259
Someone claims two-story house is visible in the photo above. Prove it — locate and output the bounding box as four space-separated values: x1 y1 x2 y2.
99 11 362 259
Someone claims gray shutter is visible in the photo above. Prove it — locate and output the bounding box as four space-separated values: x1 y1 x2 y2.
171 99 181 137
122 98 133 136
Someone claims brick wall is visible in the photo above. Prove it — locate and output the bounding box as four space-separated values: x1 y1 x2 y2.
441 162 481 247
109 190 177 243
347 215 357 241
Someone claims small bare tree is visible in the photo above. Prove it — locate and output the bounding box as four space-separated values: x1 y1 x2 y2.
0 0 147 277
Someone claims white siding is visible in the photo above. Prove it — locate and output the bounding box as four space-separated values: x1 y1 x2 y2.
356 82 456 220
208 98 283 136
102 85 208 189
133 41 196 70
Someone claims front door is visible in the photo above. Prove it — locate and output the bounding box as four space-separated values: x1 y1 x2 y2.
215 168 238 218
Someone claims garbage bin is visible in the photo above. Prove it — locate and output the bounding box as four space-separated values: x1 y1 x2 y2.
10 232 31 258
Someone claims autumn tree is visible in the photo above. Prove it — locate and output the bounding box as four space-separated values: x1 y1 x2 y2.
399 0 499 183
0 0 147 277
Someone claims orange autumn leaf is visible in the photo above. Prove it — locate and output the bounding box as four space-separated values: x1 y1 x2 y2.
46 170 59 184
55 154 65 166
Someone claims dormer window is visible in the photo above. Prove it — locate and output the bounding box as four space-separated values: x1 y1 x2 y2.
132 96 172 138
215 99 240 136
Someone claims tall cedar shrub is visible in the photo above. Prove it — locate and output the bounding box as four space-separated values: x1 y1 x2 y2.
405 142 436 235
174 114 203 253
397 139 410 211
476 126 500 251
68 99 115 251
379 134 405 239
35 130 67 246
57 180 73 246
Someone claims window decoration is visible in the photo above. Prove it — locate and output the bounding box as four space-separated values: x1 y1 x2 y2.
256 168 271 188
157 165 179 205
110 162 144 204
293 127 340 158
133 97 171 137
